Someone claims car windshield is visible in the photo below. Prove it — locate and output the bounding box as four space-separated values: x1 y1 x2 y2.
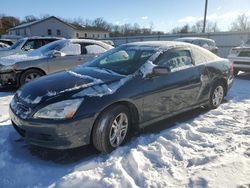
246 39 250 45
29 40 67 56
9 39 25 49
88 46 155 75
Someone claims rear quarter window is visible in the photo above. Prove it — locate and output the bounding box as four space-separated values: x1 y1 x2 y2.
192 45 218 64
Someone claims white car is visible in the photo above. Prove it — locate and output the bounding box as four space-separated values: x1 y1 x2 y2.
228 39 250 76
0 37 61 58
0 42 10 48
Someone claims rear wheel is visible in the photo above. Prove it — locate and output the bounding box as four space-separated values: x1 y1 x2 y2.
20 69 45 86
92 105 130 153
206 82 225 109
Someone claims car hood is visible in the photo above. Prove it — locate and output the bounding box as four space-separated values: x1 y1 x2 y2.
16 66 126 107
0 53 46 66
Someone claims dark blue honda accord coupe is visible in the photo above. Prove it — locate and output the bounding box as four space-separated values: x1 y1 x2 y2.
9 41 234 153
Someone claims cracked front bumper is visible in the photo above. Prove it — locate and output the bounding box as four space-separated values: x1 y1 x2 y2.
9 107 95 149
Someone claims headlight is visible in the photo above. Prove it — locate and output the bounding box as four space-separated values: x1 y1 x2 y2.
33 98 83 119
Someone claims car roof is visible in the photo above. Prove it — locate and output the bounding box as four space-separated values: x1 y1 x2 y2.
21 36 64 40
122 41 193 50
68 39 113 49
175 37 215 42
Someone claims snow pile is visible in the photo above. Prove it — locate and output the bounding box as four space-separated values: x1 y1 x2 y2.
0 77 250 187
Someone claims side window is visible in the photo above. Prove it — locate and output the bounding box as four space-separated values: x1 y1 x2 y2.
48 29 52 36
22 40 35 51
192 40 201 46
192 45 218 64
78 43 87 55
155 49 193 72
85 44 106 54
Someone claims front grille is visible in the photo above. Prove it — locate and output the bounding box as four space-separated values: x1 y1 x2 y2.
11 96 31 118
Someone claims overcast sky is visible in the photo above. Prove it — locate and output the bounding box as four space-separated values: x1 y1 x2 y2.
1 0 250 32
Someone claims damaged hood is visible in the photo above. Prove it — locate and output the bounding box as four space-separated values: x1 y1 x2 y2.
17 66 126 106
0 52 46 66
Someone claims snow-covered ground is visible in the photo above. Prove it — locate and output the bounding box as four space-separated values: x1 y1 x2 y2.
0 74 250 188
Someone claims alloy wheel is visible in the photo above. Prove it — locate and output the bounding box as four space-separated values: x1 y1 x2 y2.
212 85 224 106
109 113 128 147
24 73 41 83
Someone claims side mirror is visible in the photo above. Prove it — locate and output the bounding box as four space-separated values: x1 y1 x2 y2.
150 66 171 77
52 51 62 58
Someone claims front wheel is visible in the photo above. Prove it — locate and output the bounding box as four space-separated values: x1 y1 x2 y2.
206 82 225 109
92 105 130 153
19 69 45 86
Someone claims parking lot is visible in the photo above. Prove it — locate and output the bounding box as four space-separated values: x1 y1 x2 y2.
0 73 250 187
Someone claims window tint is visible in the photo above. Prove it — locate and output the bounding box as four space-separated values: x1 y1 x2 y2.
155 49 193 72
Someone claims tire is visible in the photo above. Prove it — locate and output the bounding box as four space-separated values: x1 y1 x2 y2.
92 105 131 153
20 69 45 86
206 82 225 109
233 70 239 77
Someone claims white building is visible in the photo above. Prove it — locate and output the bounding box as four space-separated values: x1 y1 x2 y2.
8 16 110 39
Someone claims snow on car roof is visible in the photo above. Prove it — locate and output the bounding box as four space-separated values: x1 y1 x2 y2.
122 41 191 50
175 37 215 42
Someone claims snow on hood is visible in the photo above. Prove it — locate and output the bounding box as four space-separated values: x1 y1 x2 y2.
73 74 133 98
16 68 126 107
0 53 45 66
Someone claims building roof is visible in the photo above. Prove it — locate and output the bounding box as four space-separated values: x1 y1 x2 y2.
8 16 109 33
71 24 109 32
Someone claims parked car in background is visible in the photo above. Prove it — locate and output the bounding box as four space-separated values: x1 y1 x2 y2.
175 37 218 54
0 42 10 48
0 39 113 87
0 37 61 58
0 39 14 46
227 39 250 76
9 41 233 153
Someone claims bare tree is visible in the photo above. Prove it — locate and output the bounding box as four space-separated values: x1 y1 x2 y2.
231 13 250 31
191 20 219 33
23 15 38 23
0 15 20 34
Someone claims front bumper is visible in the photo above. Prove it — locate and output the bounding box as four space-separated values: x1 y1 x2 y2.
9 107 95 149
0 71 20 87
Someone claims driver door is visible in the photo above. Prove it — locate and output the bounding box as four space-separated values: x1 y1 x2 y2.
142 47 202 122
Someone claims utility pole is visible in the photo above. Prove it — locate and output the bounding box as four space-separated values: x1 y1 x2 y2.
202 0 208 33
